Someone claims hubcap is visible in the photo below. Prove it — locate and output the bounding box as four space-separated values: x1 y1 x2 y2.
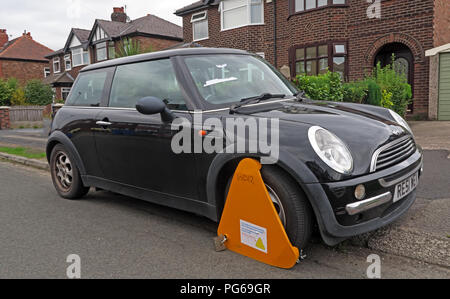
266 185 287 227
54 153 73 190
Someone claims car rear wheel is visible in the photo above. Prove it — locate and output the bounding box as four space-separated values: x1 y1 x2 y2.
225 165 313 250
50 144 89 199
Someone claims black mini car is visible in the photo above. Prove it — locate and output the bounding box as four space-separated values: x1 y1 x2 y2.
47 48 423 249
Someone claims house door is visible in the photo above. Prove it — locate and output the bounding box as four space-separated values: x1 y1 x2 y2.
438 53 450 120
375 43 414 113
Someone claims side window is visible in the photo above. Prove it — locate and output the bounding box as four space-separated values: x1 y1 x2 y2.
65 71 108 106
109 59 187 110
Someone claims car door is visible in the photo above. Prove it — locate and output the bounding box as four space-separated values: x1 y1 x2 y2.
61 67 114 178
94 58 199 200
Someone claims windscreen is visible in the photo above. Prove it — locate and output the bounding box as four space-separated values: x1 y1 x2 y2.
184 54 297 106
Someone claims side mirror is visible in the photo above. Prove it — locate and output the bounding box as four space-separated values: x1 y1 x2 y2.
136 97 176 122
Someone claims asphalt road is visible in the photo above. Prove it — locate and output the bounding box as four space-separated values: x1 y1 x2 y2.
0 161 448 279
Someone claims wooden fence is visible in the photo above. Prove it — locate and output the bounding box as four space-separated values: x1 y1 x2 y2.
9 106 45 122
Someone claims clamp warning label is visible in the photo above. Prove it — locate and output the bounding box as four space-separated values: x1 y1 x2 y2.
240 220 268 254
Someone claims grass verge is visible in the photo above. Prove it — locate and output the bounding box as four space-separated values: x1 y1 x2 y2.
0 146 46 160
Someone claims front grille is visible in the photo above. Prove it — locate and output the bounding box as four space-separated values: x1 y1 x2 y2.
371 136 416 172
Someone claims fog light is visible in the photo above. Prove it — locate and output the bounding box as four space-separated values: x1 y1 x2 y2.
355 185 366 200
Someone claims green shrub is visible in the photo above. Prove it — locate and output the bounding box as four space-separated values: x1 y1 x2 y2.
342 81 367 103
381 89 394 109
10 87 26 106
0 79 13 106
366 79 382 106
24 80 54 106
292 59 411 115
293 71 343 102
370 60 412 116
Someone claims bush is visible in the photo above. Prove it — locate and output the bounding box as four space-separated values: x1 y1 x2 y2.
342 81 367 103
370 60 412 116
292 58 412 115
24 80 54 106
381 89 394 109
11 88 26 106
0 79 13 106
293 71 343 102
366 79 382 106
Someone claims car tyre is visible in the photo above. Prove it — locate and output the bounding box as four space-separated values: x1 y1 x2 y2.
50 144 90 199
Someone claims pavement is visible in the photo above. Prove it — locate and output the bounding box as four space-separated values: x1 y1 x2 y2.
0 161 448 279
410 121 450 152
0 122 449 277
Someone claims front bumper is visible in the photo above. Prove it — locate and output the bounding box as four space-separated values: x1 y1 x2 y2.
303 148 423 246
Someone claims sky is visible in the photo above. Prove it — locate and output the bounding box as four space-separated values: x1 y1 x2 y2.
0 0 196 51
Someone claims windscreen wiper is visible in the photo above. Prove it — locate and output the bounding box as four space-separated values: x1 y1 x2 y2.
294 91 307 102
230 93 285 114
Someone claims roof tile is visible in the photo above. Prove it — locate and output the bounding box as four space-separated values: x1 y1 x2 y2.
0 35 53 61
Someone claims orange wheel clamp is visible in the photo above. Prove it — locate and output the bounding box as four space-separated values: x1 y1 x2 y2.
217 158 299 269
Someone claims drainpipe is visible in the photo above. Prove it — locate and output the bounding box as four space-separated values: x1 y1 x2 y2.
273 0 277 68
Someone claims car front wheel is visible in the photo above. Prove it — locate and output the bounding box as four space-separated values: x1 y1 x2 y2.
50 144 90 199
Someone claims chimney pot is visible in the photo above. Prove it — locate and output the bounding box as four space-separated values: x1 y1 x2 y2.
22 31 32 39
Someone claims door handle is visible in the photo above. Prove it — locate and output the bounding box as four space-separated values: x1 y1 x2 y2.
96 121 112 126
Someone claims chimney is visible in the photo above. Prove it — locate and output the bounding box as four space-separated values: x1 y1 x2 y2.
0 29 8 47
111 7 127 22
22 30 32 39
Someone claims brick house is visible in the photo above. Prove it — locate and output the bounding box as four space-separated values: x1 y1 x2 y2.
0 30 53 84
175 0 450 118
45 7 183 101
43 28 90 100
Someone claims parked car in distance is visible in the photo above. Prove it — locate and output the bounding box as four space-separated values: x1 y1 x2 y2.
47 48 423 249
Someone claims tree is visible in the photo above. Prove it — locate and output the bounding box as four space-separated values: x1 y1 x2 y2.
115 37 154 58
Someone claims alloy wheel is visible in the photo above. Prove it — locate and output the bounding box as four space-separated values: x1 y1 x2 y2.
54 152 73 191
266 184 287 227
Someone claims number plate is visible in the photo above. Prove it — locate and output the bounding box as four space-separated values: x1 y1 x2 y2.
393 172 419 203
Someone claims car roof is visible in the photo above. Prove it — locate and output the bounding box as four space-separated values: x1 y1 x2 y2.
81 47 250 72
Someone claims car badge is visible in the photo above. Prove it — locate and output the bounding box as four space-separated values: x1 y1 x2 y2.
390 125 404 136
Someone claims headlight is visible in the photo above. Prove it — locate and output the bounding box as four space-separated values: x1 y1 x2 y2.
389 109 414 136
308 126 353 174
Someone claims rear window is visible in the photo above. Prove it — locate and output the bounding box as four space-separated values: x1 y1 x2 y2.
65 71 108 107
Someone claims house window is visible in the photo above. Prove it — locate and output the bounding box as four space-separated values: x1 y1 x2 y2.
62 87 71 101
109 42 116 59
53 58 61 73
292 42 347 79
96 42 107 61
191 11 209 41
220 0 264 31
64 54 72 71
72 48 90 67
293 0 346 13
44 67 50 78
